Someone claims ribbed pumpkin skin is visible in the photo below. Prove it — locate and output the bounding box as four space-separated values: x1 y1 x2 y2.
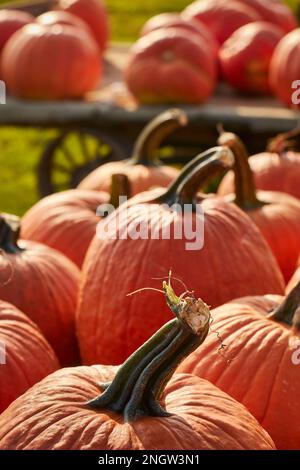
269 29 300 107
183 0 260 45
0 300 59 413
178 295 300 450
0 367 275 450
221 190 300 282
236 0 297 33
0 240 80 365
77 192 284 365
2 23 101 100
219 152 300 201
0 9 33 54
21 189 108 268
78 161 180 196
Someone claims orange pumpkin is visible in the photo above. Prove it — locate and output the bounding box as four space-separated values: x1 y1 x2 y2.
286 264 300 293
0 300 59 413
219 129 300 200
78 109 185 196
77 146 284 366
218 131 300 282
0 213 80 366
21 175 130 268
0 282 275 450
178 282 300 450
36 11 91 32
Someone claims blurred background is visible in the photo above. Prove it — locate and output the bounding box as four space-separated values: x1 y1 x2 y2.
0 0 299 215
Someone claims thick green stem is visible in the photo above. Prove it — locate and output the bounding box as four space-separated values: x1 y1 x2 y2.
157 146 234 208
130 109 188 166
87 281 211 422
218 132 263 211
268 282 300 331
0 213 23 254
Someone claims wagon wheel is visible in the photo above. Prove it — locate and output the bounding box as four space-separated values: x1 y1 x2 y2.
38 129 126 197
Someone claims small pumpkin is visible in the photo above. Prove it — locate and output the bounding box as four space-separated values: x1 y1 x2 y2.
36 10 91 32
218 131 300 282
0 214 80 366
269 28 300 107
0 300 59 414
0 282 275 450
0 9 33 55
183 0 260 46
79 109 185 195
140 12 219 57
77 146 284 365
178 282 300 449
21 175 130 268
2 23 101 100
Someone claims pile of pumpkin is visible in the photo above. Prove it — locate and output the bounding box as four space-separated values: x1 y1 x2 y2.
126 0 300 107
1 109 300 450
0 0 109 99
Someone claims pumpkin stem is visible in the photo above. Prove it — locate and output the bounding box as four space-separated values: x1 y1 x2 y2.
0 213 23 254
218 131 263 211
130 109 188 166
269 282 300 331
267 126 300 155
87 280 210 422
157 146 234 208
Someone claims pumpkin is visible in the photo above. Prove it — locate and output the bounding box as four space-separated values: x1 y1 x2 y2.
124 29 217 105
1 23 101 100
77 146 284 366
140 13 219 57
218 129 300 200
269 29 300 107
286 264 300 293
58 0 109 51
21 175 130 268
218 131 300 282
178 282 300 449
235 0 297 33
219 21 284 94
0 9 33 55
0 300 59 414
79 109 185 195
183 0 260 46
0 282 275 450
0 213 80 366
36 10 91 32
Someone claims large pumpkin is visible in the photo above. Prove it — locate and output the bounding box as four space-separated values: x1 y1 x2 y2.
21 175 130 268
0 9 33 55
178 282 300 449
77 146 284 366
269 28 300 107
235 0 297 33
58 0 109 51
1 23 101 100
218 131 300 282
218 129 300 201
140 13 219 57
124 29 217 105
220 21 284 94
79 109 185 195
0 283 275 450
0 213 80 366
183 0 260 45
0 300 59 414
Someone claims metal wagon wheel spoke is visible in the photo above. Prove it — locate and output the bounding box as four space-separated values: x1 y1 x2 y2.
38 129 126 197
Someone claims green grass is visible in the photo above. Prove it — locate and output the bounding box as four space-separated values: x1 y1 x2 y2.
0 0 299 215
